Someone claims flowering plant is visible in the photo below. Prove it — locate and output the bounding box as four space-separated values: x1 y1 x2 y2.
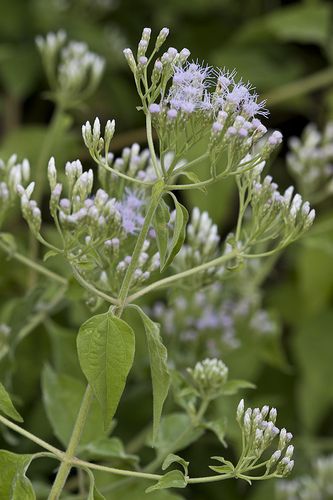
0 27 319 499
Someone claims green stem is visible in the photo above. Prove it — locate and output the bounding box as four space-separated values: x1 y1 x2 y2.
71 266 120 306
117 180 164 311
48 386 94 500
96 156 153 188
0 238 67 286
126 249 239 303
0 415 63 459
146 113 162 177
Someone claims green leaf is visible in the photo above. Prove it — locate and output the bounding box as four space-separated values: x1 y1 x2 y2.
162 193 188 271
162 454 189 476
220 379 256 395
146 471 187 493
77 312 135 430
81 437 138 464
204 419 227 446
46 320 82 378
209 456 234 474
153 198 170 269
131 305 170 444
0 382 23 422
152 413 204 456
42 365 106 447
43 250 59 262
0 450 35 499
264 4 331 46
178 172 207 193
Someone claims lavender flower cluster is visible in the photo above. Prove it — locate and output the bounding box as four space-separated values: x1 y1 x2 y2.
17 156 160 296
148 60 282 174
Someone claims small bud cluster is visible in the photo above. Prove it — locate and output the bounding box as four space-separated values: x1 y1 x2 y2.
26 155 160 296
17 182 41 236
83 130 157 187
287 122 333 201
173 207 222 285
0 155 30 227
152 282 279 366
82 117 116 160
123 27 190 101
276 453 333 500
187 358 228 398
236 399 294 478
242 164 315 252
36 31 105 107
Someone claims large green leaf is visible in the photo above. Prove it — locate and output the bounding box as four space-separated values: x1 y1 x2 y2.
0 382 23 422
152 413 204 457
77 312 135 430
0 450 35 499
131 305 170 444
42 365 106 447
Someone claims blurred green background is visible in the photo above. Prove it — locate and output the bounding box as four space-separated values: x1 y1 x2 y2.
1 0 333 498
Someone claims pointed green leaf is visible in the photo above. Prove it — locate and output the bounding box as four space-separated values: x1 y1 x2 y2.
204 419 227 446
146 471 187 493
0 382 23 422
131 305 170 444
179 172 207 192
77 312 135 430
162 193 188 271
153 198 170 269
209 464 234 474
0 450 35 499
162 454 189 476
210 456 235 474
